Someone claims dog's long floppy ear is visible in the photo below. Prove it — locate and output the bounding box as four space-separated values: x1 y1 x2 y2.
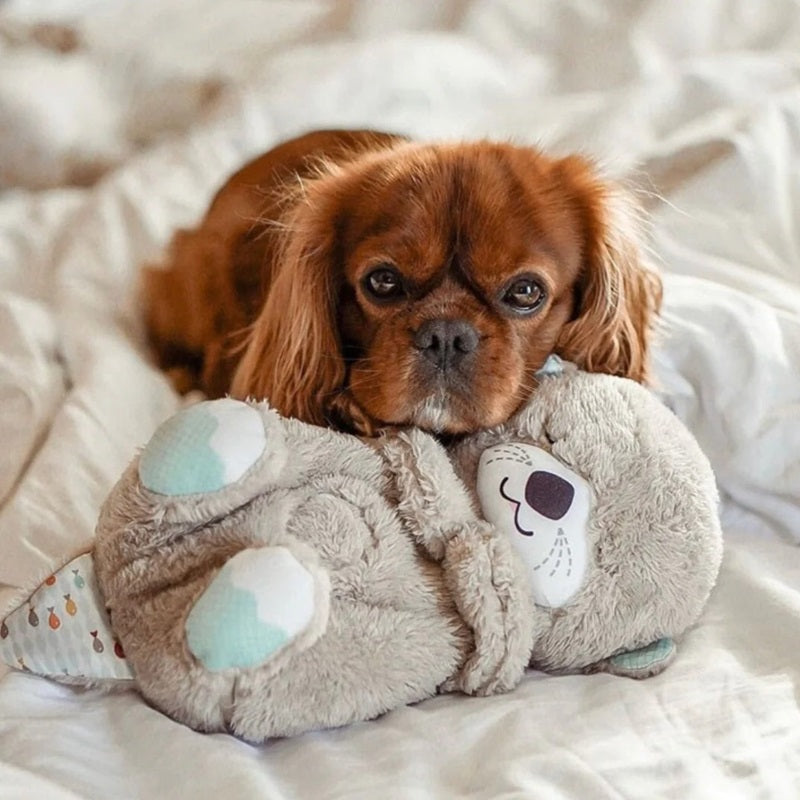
555 157 663 384
230 176 346 426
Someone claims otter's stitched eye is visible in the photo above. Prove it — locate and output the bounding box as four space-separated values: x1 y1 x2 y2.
364 266 405 300
503 277 546 313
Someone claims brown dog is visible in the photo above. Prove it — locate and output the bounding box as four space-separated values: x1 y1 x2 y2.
143 129 661 435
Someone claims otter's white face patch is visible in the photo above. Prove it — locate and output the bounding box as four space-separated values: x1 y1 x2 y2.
477 443 591 608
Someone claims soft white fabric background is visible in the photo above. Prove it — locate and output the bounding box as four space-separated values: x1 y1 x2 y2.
0 1 799 797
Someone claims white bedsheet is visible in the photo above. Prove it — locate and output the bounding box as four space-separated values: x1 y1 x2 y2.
1 1 799 797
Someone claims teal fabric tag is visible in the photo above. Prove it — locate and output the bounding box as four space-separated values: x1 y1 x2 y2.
610 638 676 673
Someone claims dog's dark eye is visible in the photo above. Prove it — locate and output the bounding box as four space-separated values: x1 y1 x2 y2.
503 278 545 313
365 266 404 300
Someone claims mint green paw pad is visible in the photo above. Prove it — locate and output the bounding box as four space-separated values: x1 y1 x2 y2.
139 399 265 495
186 547 317 672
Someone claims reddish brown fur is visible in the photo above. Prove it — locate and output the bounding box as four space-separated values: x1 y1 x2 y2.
143 129 662 435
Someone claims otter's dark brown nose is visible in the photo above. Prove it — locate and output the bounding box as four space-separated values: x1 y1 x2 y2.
414 319 479 371
525 471 574 520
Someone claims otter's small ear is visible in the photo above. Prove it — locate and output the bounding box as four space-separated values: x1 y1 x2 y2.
535 354 567 378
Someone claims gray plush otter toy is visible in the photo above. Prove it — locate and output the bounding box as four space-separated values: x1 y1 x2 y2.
0 363 723 742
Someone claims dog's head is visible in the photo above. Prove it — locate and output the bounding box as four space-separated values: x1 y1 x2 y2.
232 140 662 435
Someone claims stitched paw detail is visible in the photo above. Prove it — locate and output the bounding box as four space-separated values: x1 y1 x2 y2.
139 399 266 495
185 547 319 672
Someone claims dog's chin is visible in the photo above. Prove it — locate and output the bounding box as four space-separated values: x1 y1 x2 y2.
352 366 514 435
407 388 483 436
410 392 455 434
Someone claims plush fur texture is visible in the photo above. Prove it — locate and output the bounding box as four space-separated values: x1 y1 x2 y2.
94 402 533 741
143 129 663 436
451 367 723 673
93 369 722 742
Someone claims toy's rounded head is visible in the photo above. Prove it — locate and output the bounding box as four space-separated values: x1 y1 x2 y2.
451 365 723 673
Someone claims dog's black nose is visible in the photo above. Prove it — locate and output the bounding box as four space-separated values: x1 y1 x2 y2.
414 319 479 371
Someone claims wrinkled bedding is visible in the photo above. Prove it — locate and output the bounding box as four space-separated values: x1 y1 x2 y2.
1 1 799 797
